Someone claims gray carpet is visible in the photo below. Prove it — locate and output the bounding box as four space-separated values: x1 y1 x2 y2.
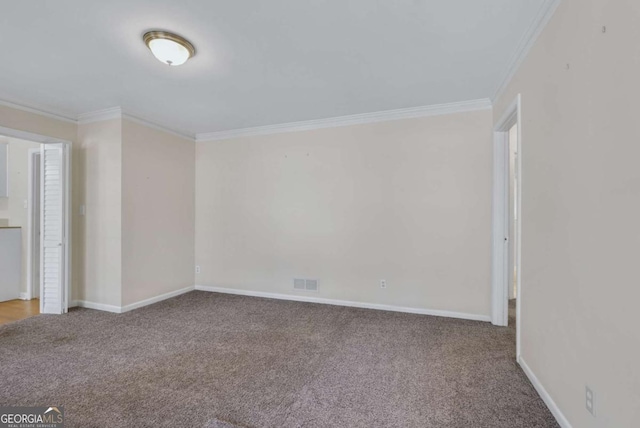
0 291 557 427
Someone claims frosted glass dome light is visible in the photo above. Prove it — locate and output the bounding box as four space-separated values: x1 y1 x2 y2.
143 31 195 66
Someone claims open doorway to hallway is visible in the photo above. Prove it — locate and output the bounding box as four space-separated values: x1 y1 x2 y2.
492 94 522 358
0 136 42 323
1 126 72 316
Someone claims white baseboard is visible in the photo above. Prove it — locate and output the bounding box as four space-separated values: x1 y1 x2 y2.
19 292 29 300
519 357 572 428
71 286 195 314
120 286 195 313
194 285 491 322
73 300 122 313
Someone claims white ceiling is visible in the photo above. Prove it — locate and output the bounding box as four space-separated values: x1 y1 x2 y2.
0 0 546 135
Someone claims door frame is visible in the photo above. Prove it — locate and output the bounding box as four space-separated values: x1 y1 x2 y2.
0 126 71 313
491 94 522 359
26 148 41 300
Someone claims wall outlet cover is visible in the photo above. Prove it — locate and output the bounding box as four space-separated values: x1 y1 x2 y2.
586 386 595 417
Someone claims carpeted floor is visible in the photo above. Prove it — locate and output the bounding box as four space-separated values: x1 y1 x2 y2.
0 291 557 427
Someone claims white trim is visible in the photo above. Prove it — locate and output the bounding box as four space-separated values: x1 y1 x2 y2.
515 104 523 360
120 286 195 313
121 113 194 141
194 285 491 322
71 286 195 314
78 106 194 140
26 148 41 301
77 107 122 124
63 142 72 312
0 126 69 145
38 142 71 315
196 99 493 142
519 357 572 427
74 300 122 314
0 97 194 141
1 96 491 144
491 94 522 361
491 0 561 102
19 292 29 300
0 98 77 124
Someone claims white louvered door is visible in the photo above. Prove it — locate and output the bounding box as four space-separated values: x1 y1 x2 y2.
40 143 69 314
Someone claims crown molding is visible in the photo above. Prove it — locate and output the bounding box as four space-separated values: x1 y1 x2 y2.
78 107 193 140
76 107 194 140
2 96 493 145
77 107 122 124
491 0 561 103
121 112 194 141
0 97 77 124
0 96 194 140
196 98 492 142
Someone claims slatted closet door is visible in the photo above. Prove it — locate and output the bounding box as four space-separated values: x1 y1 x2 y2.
40 143 68 314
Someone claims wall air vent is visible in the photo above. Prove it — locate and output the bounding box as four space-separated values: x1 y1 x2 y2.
293 278 319 292
305 279 318 292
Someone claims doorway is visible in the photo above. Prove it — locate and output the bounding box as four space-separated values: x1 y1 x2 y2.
491 95 522 360
0 126 71 315
0 138 41 309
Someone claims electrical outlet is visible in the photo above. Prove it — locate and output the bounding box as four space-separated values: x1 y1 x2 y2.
380 279 387 289
195 265 201 274
586 386 596 417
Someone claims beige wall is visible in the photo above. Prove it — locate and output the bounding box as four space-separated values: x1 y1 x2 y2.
121 120 195 306
196 110 493 316
76 118 196 308
0 106 76 143
1 108 196 309
76 119 123 307
494 0 640 426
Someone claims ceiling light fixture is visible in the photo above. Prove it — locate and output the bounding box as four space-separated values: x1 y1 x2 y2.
143 31 195 66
